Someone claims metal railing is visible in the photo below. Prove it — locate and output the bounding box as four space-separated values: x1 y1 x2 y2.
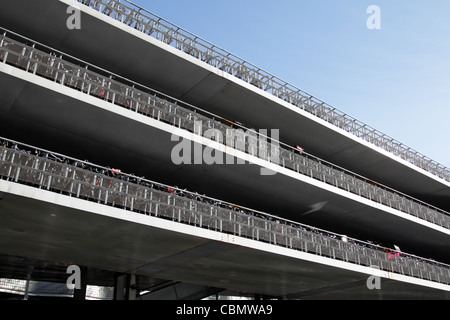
0 278 113 300
0 30 449 230
75 0 450 183
0 139 449 286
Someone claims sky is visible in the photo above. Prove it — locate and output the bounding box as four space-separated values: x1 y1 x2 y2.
129 0 450 168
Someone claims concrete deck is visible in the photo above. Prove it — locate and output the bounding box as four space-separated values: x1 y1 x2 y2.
0 180 448 299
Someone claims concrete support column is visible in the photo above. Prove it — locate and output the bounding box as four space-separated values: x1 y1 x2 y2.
114 274 137 300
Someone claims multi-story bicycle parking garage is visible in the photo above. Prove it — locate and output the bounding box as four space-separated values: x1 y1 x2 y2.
0 0 448 299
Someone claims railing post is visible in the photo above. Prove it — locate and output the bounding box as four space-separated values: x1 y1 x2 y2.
77 183 81 198
14 167 20 182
